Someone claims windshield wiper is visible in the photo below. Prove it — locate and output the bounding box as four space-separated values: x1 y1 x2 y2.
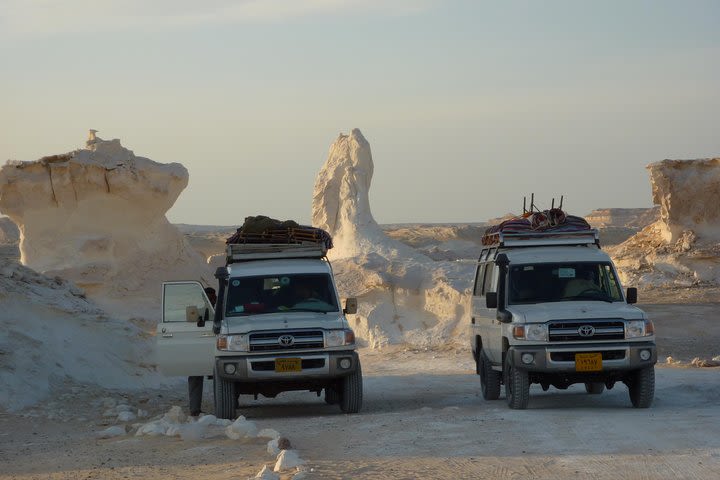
286 308 329 314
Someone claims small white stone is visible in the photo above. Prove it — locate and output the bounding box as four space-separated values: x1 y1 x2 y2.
225 416 257 439
163 406 186 424
254 465 279 479
274 450 305 472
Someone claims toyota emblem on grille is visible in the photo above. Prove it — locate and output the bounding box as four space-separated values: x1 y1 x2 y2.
278 335 295 346
578 325 595 337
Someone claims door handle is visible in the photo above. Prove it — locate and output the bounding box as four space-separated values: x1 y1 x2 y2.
162 333 173 338
200 333 215 337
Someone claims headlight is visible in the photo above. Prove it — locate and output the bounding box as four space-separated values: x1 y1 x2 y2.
325 329 355 347
216 334 249 351
512 324 548 341
626 319 654 338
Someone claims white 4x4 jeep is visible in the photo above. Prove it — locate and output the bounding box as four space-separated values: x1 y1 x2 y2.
471 230 656 409
156 242 362 419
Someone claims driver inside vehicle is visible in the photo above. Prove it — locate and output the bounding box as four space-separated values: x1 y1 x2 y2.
291 283 321 306
564 267 601 298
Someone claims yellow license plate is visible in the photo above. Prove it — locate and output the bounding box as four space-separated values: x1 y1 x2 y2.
275 358 302 372
575 352 602 372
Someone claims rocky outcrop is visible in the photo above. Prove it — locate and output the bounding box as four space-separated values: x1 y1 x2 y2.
0 132 212 309
608 158 720 287
648 159 720 242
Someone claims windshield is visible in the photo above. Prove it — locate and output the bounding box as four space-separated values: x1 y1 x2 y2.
508 262 624 304
225 273 339 316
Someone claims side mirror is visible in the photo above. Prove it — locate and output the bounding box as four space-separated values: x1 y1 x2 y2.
343 298 358 315
485 292 498 309
626 287 638 304
186 306 200 323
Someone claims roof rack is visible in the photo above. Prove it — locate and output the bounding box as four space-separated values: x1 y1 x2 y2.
487 230 600 248
226 243 327 263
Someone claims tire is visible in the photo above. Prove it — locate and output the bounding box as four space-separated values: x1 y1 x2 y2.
479 349 502 400
339 362 363 414
213 366 237 419
324 387 340 405
504 355 530 410
585 382 605 394
628 367 655 408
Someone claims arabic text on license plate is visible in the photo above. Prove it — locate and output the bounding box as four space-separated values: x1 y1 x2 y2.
275 358 302 372
575 352 602 372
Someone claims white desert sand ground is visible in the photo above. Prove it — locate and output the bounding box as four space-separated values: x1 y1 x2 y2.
1 304 719 480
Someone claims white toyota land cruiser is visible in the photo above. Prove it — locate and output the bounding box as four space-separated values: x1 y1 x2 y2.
471 229 656 409
156 240 362 419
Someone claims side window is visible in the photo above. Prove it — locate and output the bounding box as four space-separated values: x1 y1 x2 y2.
163 282 212 323
473 264 486 296
482 264 497 295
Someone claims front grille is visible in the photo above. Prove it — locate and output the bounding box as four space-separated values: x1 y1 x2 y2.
550 350 626 362
548 320 625 342
249 330 324 352
250 358 326 371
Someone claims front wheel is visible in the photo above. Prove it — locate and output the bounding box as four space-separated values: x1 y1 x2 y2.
339 363 363 414
213 366 237 419
628 367 655 408
504 355 530 410
479 349 502 400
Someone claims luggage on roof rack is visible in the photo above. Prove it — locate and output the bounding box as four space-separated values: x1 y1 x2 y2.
224 215 333 263
482 208 593 246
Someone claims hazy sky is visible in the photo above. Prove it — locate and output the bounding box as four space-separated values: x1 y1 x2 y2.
2 0 719 226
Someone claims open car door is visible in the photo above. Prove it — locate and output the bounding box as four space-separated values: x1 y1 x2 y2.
156 281 215 376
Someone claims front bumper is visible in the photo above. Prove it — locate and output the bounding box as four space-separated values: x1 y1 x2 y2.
507 341 656 373
215 350 359 382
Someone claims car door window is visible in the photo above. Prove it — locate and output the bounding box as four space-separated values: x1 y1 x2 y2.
163 282 213 323
482 263 497 295
474 265 486 296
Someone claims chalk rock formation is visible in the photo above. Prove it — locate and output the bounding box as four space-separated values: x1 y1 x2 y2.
313 129 381 259
648 159 720 242
312 129 471 347
608 158 720 287
0 132 212 309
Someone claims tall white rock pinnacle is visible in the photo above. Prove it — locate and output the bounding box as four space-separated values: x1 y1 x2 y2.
310 128 469 348
312 128 379 257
